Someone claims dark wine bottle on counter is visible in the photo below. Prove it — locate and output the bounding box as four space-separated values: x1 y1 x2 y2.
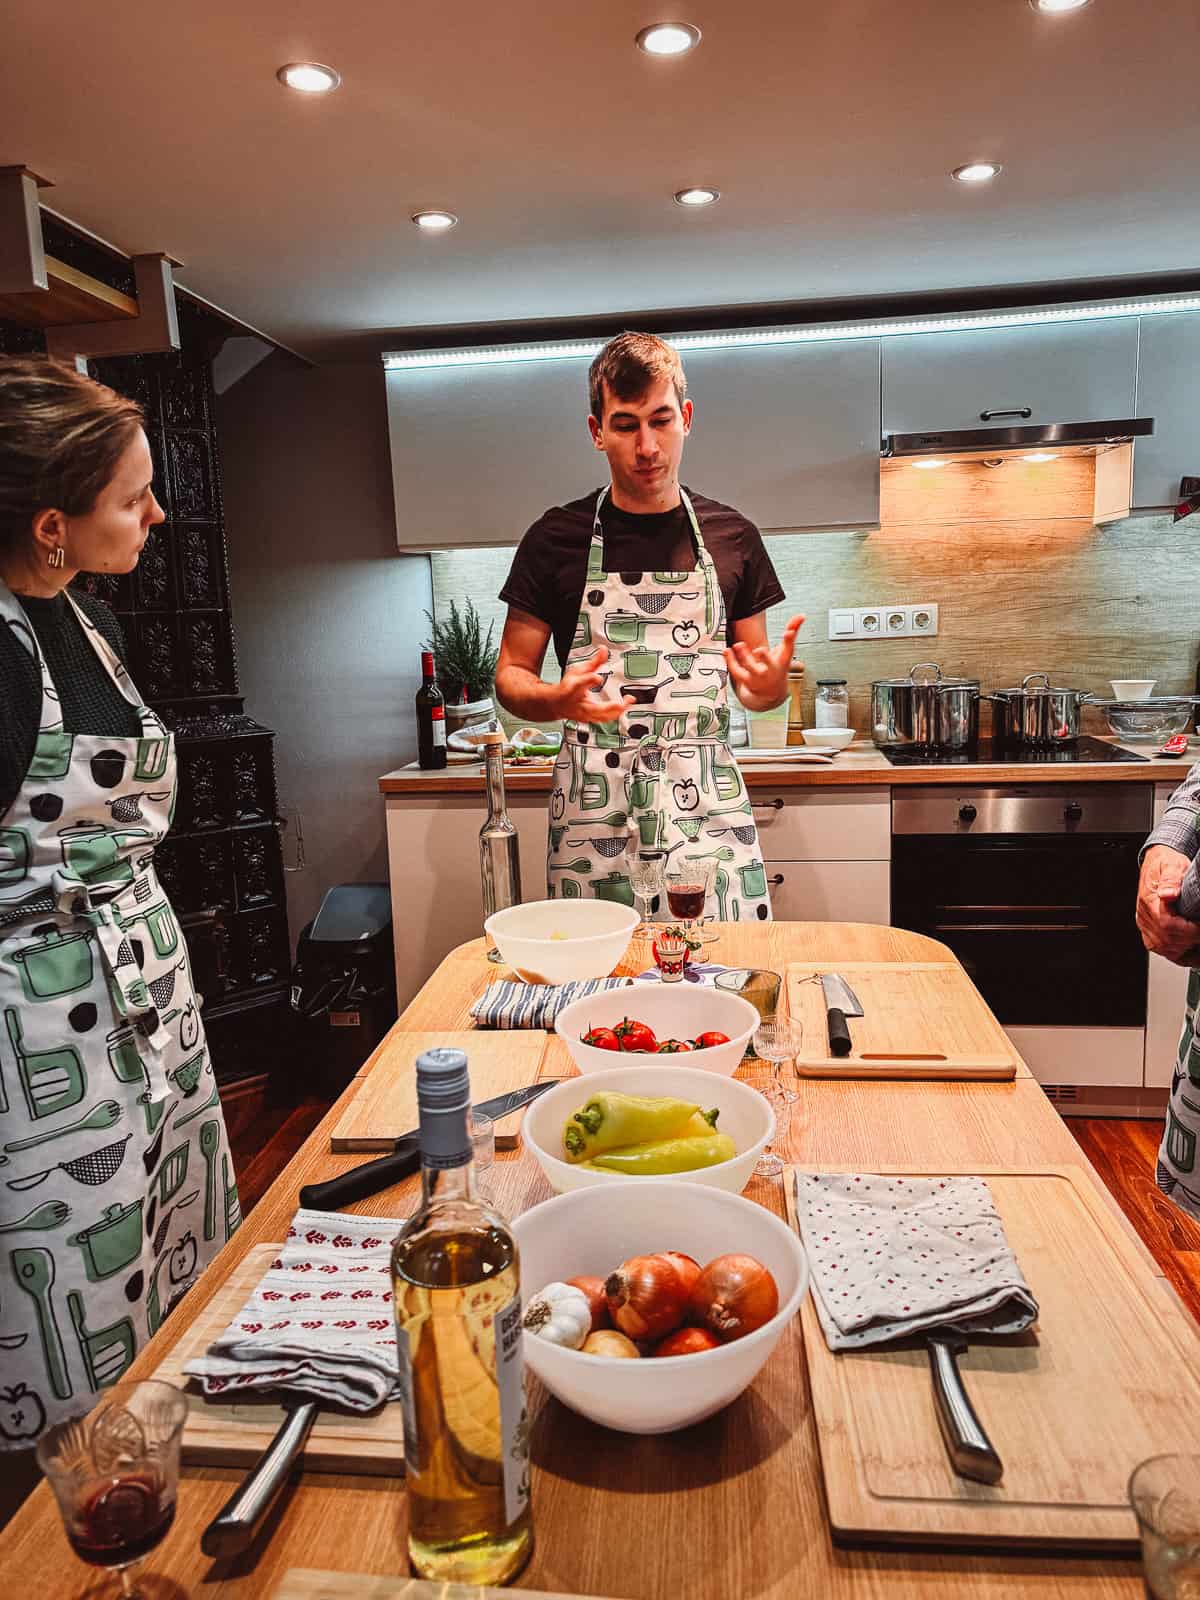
416 650 447 770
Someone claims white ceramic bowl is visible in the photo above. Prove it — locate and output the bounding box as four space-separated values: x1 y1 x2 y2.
800 726 855 750
523 1063 773 1195
1110 679 1156 700
484 899 639 983
554 983 759 1077
514 1179 809 1433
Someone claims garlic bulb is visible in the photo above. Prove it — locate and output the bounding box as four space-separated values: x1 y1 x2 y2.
522 1281 592 1349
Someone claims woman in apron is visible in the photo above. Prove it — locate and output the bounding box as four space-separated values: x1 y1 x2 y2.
548 487 773 921
0 358 239 1459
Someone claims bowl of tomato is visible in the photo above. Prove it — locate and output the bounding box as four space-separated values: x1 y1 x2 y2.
554 983 758 1077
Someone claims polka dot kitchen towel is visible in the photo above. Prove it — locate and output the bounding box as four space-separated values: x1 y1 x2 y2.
793 1173 1039 1351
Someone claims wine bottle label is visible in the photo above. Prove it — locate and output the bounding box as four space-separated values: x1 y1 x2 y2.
432 718 446 749
394 1323 420 1465
495 1292 531 1527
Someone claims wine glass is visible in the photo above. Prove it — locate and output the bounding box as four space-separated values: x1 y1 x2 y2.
38 1379 187 1597
754 1018 803 1104
664 857 717 946
754 1079 790 1178
470 1109 496 1204
627 848 665 934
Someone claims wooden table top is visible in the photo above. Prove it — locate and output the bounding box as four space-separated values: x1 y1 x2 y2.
1 923 1163 1598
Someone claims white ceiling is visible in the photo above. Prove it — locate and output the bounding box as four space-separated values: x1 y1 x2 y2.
5 0 1199 360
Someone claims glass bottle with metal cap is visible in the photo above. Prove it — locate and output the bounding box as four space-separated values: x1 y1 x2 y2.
479 731 521 962
391 1047 533 1584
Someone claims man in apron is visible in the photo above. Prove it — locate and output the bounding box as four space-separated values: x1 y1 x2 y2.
1137 766 1200 1217
496 332 802 922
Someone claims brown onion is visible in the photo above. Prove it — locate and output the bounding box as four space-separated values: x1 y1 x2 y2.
652 1326 722 1357
659 1251 701 1297
690 1254 779 1343
565 1275 611 1332
582 1329 640 1359
604 1253 690 1341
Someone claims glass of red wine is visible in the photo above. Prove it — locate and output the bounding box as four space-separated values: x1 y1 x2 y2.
664 857 718 947
37 1379 187 1597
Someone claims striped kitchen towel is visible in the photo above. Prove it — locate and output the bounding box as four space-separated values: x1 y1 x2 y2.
470 976 631 1029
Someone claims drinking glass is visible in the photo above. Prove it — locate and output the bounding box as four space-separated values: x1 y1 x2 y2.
664 858 718 946
38 1378 187 1597
1129 1454 1200 1598
754 1080 789 1178
713 968 782 1059
470 1109 496 1203
627 849 665 934
754 1018 803 1103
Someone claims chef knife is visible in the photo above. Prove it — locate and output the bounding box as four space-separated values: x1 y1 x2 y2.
298 1079 562 1210
925 1328 1004 1485
819 972 863 1058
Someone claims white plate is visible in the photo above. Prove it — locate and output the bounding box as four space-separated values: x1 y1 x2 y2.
735 747 836 763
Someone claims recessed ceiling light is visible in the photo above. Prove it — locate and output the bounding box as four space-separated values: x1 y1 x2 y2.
912 459 947 470
636 22 702 55
276 62 341 93
952 162 1002 184
1029 0 1092 13
412 210 458 232
1024 452 1056 462
674 187 719 207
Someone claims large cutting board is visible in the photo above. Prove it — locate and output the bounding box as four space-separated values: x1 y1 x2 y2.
273 1573 616 1599
785 1164 1200 1549
152 1244 404 1475
785 962 1022 1079
330 1029 549 1150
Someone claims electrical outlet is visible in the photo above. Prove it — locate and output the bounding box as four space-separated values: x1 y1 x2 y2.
855 607 883 638
910 603 939 636
884 605 910 636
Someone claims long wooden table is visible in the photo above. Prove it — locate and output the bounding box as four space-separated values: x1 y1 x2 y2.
1 924 1169 1598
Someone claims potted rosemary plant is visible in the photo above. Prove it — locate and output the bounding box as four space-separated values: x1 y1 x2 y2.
425 599 501 733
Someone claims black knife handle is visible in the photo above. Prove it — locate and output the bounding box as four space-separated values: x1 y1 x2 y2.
926 1336 1004 1485
299 1138 421 1210
826 1007 853 1057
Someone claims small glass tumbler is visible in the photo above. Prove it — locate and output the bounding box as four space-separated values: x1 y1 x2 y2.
754 1017 804 1104
37 1379 188 1598
1129 1454 1200 1598
653 930 689 983
714 968 782 1057
470 1109 496 1202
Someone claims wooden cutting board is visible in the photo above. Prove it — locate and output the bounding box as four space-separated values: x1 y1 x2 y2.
273 1572 616 1599
152 1244 404 1475
785 1163 1200 1549
330 1029 550 1150
785 962 1022 1079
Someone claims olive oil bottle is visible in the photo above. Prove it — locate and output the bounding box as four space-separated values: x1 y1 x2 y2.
391 1048 533 1585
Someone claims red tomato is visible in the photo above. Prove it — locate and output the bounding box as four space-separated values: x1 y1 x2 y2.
615 1017 658 1053
582 1025 620 1051
656 1038 694 1053
693 1031 730 1050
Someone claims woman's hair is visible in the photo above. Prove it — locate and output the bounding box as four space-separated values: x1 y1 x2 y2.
588 331 687 423
0 356 144 555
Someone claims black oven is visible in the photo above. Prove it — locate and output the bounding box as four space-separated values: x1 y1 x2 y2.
891 784 1151 1028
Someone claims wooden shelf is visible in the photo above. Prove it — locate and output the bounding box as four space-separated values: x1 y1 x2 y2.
0 253 137 327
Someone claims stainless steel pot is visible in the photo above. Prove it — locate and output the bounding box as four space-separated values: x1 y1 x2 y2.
990 672 1090 748
872 662 982 751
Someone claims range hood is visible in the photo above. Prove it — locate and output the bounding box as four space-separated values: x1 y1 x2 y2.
883 417 1154 458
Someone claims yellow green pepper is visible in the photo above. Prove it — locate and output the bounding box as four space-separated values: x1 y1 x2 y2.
585 1131 737 1175
561 1091 712 1162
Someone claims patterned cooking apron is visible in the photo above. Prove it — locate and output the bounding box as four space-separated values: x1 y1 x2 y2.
0 581 239 1450
547 487 772 923
1156 969 1200 1220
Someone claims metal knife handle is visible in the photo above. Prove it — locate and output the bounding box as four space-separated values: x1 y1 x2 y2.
826 1007 853 1058
298 1138 420 1210
926 1337 1003 1485
200 1400 319 1558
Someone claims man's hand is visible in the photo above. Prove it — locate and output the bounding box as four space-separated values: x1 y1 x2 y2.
1136 844 1198 963
724 615 804 713
554 646 634 725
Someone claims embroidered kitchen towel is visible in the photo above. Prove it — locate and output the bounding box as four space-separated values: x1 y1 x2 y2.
793 1172 1039 1352
470 976 630 1029
184 1208 404 1411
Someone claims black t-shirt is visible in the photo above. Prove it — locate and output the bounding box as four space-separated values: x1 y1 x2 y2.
499 487 785 671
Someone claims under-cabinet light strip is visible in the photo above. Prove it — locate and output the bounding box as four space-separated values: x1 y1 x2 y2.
382 294 1200 372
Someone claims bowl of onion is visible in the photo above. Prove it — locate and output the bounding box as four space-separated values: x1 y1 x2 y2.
513 1179 809 1433
554 983 758 1076
522 1064 773 1195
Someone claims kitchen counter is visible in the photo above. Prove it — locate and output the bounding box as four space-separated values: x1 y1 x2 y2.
1 922 1175 1598
380 738 1196 794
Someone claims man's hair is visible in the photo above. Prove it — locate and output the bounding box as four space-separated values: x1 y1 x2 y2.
588 331 687 423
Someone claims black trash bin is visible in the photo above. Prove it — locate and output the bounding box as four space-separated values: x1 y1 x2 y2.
291 883 397 1093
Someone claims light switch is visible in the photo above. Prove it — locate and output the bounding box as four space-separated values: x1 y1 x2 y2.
828 609 856 639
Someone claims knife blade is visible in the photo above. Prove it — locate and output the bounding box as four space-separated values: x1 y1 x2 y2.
819 972 864 1058
298 1080 562 1210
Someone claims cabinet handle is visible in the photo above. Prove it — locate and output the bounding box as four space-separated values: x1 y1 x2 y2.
753 798 784 811
768 874 785 888
979 407 1032 421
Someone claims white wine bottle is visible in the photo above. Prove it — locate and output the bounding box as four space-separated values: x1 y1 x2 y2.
391 1047 533 1585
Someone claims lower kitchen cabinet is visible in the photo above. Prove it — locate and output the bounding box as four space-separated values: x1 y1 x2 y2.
763 860 890 925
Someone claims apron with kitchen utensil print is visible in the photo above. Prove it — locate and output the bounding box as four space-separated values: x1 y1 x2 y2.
547 488 772 923
1155 969 1200 1220
0 581 239 1449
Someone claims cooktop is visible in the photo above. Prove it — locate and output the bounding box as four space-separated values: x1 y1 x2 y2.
880 736 1149 767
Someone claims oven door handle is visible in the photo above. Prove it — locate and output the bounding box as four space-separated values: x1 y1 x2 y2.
933 922 1090 933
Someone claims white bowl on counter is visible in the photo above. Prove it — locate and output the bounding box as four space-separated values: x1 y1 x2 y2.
1110 679 1156 699
800 727 856 750
513 1179 809 1433
523 1063 772 1195
554 983 758 1077
484 899 639 983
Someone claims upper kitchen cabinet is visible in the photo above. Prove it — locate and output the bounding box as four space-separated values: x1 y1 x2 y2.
1132 312 1200 508
881 319 1139 438
384 336 881 549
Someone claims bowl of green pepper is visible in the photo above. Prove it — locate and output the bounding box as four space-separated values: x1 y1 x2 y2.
523 1064 773 1196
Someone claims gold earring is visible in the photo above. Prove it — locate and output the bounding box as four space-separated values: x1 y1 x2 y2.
47 547 64 570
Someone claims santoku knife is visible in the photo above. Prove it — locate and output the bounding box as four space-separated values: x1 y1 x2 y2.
298 1079 561 1210
819 972 864 1058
